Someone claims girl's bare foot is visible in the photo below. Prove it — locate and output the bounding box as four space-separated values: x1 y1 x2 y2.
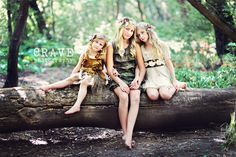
64 105 81 115
39 85 51 92
124 139 132 150
178 82 187 90
124 136 135 150
122 135 126 141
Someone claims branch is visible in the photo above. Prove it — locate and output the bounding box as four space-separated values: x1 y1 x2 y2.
187 0 236 42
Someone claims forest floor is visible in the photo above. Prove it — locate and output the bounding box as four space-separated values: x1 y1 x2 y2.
0 67 235 157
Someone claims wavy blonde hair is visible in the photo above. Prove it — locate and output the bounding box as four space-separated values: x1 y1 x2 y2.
136 22 164 59
86 33 108 59
114 17 136 57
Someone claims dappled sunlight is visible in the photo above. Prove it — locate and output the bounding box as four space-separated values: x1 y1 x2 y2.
73 39 87 55
30 138 48 145
15 88 27 100
86 130 121 140
165 40 184 53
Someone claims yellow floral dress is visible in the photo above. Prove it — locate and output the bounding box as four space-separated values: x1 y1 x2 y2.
70 51 106 86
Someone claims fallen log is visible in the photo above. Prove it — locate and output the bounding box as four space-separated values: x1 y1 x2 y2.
0 85 235 133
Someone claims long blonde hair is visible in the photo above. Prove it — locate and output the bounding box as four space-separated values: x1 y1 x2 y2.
86 33 108 59
136 22 164 59
114 17 136 57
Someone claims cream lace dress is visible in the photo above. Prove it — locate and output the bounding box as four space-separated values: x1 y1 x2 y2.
141 42 173 90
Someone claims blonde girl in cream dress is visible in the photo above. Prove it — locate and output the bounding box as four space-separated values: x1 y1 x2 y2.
136 22 186 101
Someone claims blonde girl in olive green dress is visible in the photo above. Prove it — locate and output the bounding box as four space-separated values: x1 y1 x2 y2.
107 17 146 149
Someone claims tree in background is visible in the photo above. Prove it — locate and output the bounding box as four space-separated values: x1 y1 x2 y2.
4 0 29 87
187 0 236 60
29 0 51 40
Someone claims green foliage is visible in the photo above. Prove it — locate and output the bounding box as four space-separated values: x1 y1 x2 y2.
175 54 236 88
227 42 236 53
18 36 79 72
0 0 235 89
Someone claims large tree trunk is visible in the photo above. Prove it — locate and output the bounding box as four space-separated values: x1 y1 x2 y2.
4 0 29 88
0 86 235 133
209 0 234 56
187 0 236 42
6 0 13 40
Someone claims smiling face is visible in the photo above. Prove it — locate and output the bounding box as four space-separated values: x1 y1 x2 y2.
122 24 135 40
136 27 149 43
91 38 106 52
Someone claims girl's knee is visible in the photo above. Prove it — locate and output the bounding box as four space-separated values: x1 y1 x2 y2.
147 92 159 101
130 90 140 105
80 77 92 86
66 76 76 83
131 94 140 104
118 92 129 102
160 92 173 100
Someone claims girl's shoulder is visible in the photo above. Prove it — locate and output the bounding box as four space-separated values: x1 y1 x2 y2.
107 41 118 52
80 51 87 59
107 41 115 47
133 42 141 50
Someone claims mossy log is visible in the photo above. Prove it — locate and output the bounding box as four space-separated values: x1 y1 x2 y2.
0 86 235 133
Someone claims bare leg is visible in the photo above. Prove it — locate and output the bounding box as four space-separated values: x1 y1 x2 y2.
40 73 80 91
159 86 176 100
64 77 92 115
146 88 159 101
114 87 129 138
125 89 140 149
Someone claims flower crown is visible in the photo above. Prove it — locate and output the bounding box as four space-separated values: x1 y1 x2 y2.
118 17 134 27
89 33 107 42
145 23 155 31
119 17 130 23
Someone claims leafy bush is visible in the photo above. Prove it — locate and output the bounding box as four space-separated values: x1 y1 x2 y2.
175 54 236 88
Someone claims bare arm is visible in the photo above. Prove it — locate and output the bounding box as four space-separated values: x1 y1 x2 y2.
165 58 179 90
165 59 176 82
135 44 146 83
71 53 84 74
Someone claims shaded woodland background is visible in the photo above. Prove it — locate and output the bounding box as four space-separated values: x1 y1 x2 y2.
0 0 235 88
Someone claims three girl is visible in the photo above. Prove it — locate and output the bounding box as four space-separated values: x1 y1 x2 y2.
106 17 146 149
40 33 108 114
40 19 186 150
136 22 186 101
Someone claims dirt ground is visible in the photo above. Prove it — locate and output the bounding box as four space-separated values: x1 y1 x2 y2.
0 67 235 157
0 127 235 157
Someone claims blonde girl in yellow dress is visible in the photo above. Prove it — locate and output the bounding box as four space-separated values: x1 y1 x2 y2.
40 33 108 114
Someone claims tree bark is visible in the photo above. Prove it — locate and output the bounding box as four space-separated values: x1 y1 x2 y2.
115 0 120 19
29 0 51 40
3 0 29 88
209 0 234 56
136 0 144 21
6 0 12 40
187 0 236 42
0 86 235 133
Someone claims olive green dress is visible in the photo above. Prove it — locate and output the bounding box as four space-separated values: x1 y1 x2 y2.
109 42 136 91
